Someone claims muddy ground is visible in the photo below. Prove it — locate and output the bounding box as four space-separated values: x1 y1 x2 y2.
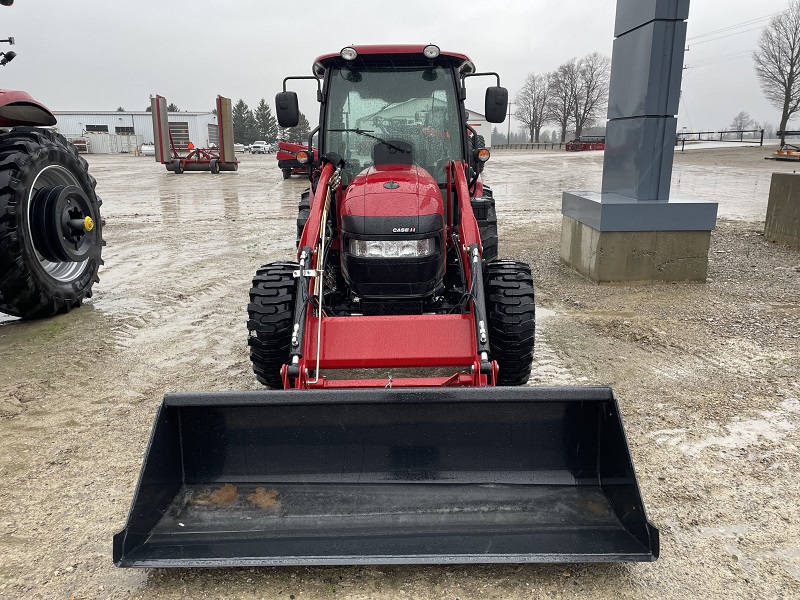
1 146 799 599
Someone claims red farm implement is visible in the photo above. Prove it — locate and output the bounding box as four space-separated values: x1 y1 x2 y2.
151 94 238 174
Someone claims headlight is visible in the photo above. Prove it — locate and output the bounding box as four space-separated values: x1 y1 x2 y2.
350 238 435 258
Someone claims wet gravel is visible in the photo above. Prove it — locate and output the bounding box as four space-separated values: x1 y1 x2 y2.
1 147 799 599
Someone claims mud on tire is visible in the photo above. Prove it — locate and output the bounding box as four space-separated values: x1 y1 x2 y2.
247 262 297 388
484 260 535 386
0 127 104 319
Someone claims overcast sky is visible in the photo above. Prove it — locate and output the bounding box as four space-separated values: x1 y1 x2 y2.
0 0 791 134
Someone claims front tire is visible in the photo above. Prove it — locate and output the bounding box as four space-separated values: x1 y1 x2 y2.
484 260 535 386
282 168 291 179
247 262 297 388
0 127 104 319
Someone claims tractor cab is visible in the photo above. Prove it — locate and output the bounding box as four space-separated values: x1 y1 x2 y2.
277 45 507 188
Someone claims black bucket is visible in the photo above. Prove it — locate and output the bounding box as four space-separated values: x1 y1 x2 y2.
113 386 658 567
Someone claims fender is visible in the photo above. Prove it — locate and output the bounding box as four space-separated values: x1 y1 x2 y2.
0 89 57 127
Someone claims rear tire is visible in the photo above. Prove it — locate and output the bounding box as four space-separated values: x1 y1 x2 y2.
172 159 183 174
282 168 291 179
247 262 297 388
0 127 104 319
484 260 535 386
209 159 219 174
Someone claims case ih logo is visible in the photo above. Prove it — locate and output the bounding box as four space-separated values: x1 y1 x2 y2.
392 227 416 233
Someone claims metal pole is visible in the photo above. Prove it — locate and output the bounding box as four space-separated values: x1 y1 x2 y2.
506 101 515 145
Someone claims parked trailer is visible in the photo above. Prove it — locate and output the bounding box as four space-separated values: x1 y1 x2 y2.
566 136 605 152
151 95 239 174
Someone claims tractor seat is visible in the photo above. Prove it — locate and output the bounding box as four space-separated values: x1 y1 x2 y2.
372 140 413 165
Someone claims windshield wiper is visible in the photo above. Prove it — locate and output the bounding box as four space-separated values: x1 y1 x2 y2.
328 128 407 154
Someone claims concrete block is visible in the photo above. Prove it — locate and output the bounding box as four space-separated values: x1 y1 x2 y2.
562 191 718 232
765 172 800 249
560 216 711 283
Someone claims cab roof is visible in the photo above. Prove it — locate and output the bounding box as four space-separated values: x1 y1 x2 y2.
313 45 475 78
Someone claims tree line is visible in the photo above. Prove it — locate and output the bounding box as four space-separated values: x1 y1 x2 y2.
232 99 310 145
512 52 611 144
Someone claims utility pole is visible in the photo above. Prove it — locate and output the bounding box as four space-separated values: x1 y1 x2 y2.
506 101 516 144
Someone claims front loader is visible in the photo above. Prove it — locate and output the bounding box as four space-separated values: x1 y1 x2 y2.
114 45 658 567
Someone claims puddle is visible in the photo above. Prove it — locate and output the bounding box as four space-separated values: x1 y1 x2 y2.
648 398 800 456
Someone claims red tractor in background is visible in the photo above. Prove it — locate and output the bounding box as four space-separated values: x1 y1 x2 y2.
277 140 317 179
0 0 103 319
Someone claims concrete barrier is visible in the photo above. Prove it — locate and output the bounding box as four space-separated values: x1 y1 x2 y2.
765 173 800 249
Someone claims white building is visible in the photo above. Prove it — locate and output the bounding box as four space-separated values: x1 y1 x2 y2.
465 109 491 148
52 110 218 153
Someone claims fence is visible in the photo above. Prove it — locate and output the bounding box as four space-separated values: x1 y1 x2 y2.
492 142 565 150
676 129 764 151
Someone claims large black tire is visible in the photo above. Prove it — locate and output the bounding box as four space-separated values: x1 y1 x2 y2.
247 262 297 388
0 127 104 319
484 260 535 386
296 188 311 247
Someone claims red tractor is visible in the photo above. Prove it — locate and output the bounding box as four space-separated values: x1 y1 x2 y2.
254 45 525 389
0 0 103 319
276 140 317 179
114 45 657 568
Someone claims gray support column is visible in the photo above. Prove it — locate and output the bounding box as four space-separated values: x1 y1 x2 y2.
561 0 718 283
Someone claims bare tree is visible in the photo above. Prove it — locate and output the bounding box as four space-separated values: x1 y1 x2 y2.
729 111 755 131
514 72 552 142
754 1 800 144
548 58 579 142
572 52 611 139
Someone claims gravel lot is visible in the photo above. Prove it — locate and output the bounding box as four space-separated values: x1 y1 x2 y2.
1 146 798 599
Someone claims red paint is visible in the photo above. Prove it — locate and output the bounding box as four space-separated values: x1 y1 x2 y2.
341 164 442 219
305 314 477 369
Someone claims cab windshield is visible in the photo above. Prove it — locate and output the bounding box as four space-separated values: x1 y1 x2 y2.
324 64 463 184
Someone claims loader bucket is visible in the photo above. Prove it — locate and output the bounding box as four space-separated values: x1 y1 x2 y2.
113 386 658 567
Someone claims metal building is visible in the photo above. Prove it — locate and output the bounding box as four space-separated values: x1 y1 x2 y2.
465 109 491 148
52 110 218 154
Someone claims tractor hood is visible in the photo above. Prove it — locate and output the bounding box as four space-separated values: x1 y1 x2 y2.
340 164 443 235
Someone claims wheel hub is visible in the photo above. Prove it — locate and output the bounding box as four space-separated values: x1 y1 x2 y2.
30 184 97 262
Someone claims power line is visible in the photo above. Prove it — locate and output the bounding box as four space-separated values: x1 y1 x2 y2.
686 12 778 41
688 24 772 47
684 50 753 69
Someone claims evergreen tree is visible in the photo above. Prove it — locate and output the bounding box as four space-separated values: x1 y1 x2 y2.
232 99 251 144
282 112 311 144
167 102 179 112
254 99 278 143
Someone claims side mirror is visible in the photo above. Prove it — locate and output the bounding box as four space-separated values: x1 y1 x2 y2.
275 91 299 128
485 87 508 123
